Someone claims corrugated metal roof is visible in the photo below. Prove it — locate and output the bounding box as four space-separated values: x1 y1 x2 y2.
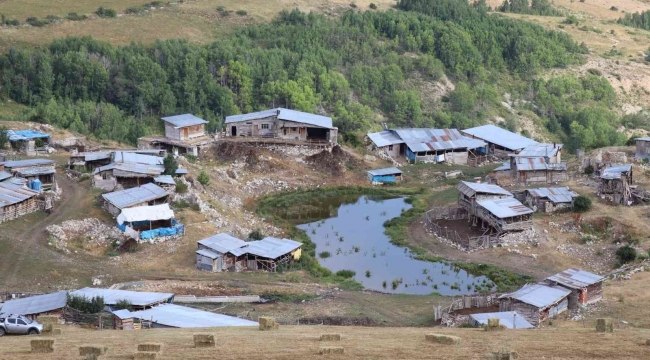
102 183 168 209
367 167 402 176
469 311 533 329
457 181 512 197
225 108 334 129
501 284 570 308
117 203 174 224
154 175 176 185
94 162 184 177
83 152 111 161
462 124 537 151
494 161 511 172
245 237 302 259
198 233 247 254
3 159 55 168
527 187 578 204
128 304 258 328
514 143 562 158
394 129 486 152
476 197 533 218
4 177 27 186
16 166 55 176
111 309 132 319
0 170 12 181
70 288 174 306
0 182 39 208
161 114 208 128
601 164 633 180
196 249 221 259
367 131 404 147
0 291 67 316
7 130 50 141
514 157 567 172
546 268 604 289
636 137 650 142
113 152 163 165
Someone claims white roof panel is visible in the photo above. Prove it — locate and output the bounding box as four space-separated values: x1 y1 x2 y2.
3 159 55 168
198 233 247 254
367 167 402 176
514 143 562 158
457 181 512 197
462 125 537 151
469 311 533 329
196 249 221 259
394 128 486 152
154 175 176 185
70 288 174 306
0 291 67 316
546 268 604 289
129 304 258 328
502 284 570 308
0 182 39 208
601 164 633 180
526 187 578 204
225 108 334 129
117 204 174 224
245 237 302 259
476 198 533 218
102 183 168 209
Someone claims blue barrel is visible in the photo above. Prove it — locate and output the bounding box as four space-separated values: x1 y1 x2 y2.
31 179 42 192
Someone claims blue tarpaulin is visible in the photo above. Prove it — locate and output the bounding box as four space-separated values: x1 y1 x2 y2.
140 224 184 240
371 175 396 183
8 130 51 141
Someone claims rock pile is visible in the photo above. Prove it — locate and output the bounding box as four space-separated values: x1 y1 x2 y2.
46 218 126 253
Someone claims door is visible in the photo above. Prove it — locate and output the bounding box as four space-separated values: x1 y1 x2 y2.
253 124 259 136
182 127 189 139
231 126 237 136
5 318 19 333
15 318 29 334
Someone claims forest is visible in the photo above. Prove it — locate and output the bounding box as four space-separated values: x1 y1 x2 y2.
617 10 650 30
0 0 626 151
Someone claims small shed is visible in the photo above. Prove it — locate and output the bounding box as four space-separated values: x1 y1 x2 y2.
474 197 533 234
367 131 405 158
128 304 258 329
523 187 578 213
68 151 112 172
0 181 41 224
468 311 533 329
598 164 633 205
457 181 512 215
245 237 303 272
499 284 571 327
70 288 174 311
367 167 403 184
545 268 604 309
510 156 568 184
196 233 248 272
116 204 183 241
112 309 137 330
153 175 176 191
0 291 67 320
102 183 169 216
3 159 56 191
635 137 650 160
462 125 537 158
7 130 51 155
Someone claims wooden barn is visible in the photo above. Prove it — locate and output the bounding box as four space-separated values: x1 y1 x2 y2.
0 291 67 321
366 130 404 159
545 268 604 309
521 187 578 213
244 237 303 272
0 181 41 224
635 137 650 161
68 151 112 172
138 114 214 156
457 181 513 216
474 197 533 234
93 151 185 190
598 164 633 205
462 124 537 159
499 284 571 327
196 233 249 273
3 159 56 191
102 183 169 217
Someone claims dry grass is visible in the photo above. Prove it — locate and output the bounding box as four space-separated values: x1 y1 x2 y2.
1 325 648 359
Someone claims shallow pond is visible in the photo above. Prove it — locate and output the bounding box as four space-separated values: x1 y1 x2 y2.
294 195 494 295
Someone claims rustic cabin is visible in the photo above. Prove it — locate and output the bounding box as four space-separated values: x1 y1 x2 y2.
545 268 604 309
366 130 405 159
635 137 650 161
244 237 303 272
388 129 487 165
3 159 56 191
457 181 513 216
521 187 578 213
0 181 41 223
93 151 185 190
102 183 169 217
138 114 214 156
116 204 183 242
598 164 633 205
196 233 249 273
153 175 176 191
499 284 571 327
112 309 138 330
225 108 338 145
7 130 51 155
468 311 533 329
70 288 174 311
462 124 537 159
126 304 258 329
367 167 403 184
68 151 112 172
474 197 533 234
0 291 67 321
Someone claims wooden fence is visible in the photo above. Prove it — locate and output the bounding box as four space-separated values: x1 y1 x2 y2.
434 293 503 323
425 206 500 251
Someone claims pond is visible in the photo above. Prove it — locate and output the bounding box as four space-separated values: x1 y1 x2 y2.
294 195 495 295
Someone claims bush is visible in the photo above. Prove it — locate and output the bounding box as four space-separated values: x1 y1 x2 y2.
335 270 356 279
113 299 132 311
5 19 20 26
67 294 105 314
163 153 178 175
46 15 61 22
174 178 188 194
563 15 579 25
583 164 594 175
126 6 145 14
573 195 592 213
616 245 637 264
318 251 331 259
26 17 50 27
236 10 247 16
96 7 117 18
369 3 377 9
610 6 618 11
248 228 264 240
66 12 88 21
197 170 210 186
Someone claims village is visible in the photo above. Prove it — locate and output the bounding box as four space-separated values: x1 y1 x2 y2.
1 107 650 358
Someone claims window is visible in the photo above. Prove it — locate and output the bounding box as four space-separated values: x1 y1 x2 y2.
388 145 393 151
291 127 297 132
17 319 26 325
8 319 16 324
261 123 269 130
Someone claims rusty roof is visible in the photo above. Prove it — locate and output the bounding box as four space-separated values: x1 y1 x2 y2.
546 268 604 289
526 187 578 204
394 128 486 152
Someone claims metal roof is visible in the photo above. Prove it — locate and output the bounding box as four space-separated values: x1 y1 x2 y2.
462 124 538 151
501 284 570 308
0 291 67 316
526 187 578 204
636 137 650 142
3 159 55 168
367 167 403 176
7 130 50 141
513 143 562 158
16 167 55 176
457 181 512 197
82 152 111 161
0 170 12 181
161 114 208 128
245 237 303 259
198 233 248 254
129 304 258 328
154 175 176 185
111 309 132 320
546 268 604 289
70 288 174 306
0 182 39 208
367 131 404 147
514 157 567 172
476 197 533 218
494 161 511 172
113 152 163 165
117 204 175 224
225 108 334 129
102 183 168 209
196 249 221 259
601 164 633 180
393 129 486 152
469 311 533 329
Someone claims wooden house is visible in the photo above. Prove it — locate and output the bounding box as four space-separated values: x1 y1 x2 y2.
102 183 169 217
367 167 403 184
3 159 56 191
0 291 67 321
635 137 650 161
68 151 112 172
521 187 578 213
366 130 404 159
244 237 303 272
138 114 214 156
545 268 604 309
474 197 533 234
0 182 41 224
93 151 185 190
196 233 248 272
598 164 633 205
112 309 138 330
462 124 537 159
225 108 338 145
457 181 513 216
499 284 571 327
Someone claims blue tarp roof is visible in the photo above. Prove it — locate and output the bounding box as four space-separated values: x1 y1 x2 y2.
7 130 50 141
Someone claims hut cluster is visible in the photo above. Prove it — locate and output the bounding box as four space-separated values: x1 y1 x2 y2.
0 158 56 223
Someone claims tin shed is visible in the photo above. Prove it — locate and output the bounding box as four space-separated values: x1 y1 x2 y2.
367 167 403 183
545 268 604 309
499 284 571 327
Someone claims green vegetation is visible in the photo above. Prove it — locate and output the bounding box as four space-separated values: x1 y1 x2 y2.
113 299 133 311
573 195 592 213
26 17 52 27
248 229 265 240
260 291 319 303
336 270 356 279
67 294 105 314
96 7 117 18
498 0 562 16
616 245 637 264
197 170 210 186
0 126 8 149
65 13 88 21
318 251 331 259
236 10 248 16
174 178 188 194
163 154 178 175
617 11 650 30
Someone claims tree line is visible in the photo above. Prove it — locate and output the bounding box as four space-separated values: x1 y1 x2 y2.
617 10 650 30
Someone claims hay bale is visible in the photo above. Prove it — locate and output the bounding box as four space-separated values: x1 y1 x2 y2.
138 343 162 352
318 346 344 355
487 318 500 327
259 316 277 331
37 315 59 325
41 323 53 333
193 334 215 348
486 348 519 360
52 328 62 336
79 346 108 357
134 352 158 360
31 339 55 354
596 318 613 333
320 334 341 341
425 334 461 345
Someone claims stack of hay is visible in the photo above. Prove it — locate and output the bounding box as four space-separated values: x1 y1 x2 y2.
79 345 108 360
425 334 461 345
193 334 215 348
596 318 614 333
37 315 61 336
487 348 519 360
484 318 506 331
31 339 55 354
135 343 163 359
258 316 280 331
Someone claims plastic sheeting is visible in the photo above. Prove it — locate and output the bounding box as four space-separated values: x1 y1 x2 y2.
140 224 184 240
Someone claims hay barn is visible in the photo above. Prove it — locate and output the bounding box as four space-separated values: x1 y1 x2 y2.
0 182 41 223
0 291 67 320
598 164 633 205
138 114 214 156
102 183 169 217
521 187 578 213
462 124 537 158
499 284 571 327
474 197 533 234
367 167 403 184
545 268 604 309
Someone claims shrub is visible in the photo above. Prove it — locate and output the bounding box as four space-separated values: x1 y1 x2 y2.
96 7 117 18
563 15 579 25
46 15 60 22
369 3 377 9
174 178 188 194
113 299 132 311
318 251 331 259
163 153 178 175
616 245 637 264
335 270 356 279
573 195 592 213
197 170 210 186
67 294 105 314
26 17 50 27
248 229 264 240
583 164 594 175
126 6 145 14
610 6 618 11
236 10 247 16
185 154 197 163
587 68 602 76
5 19 20 26
66 12 88 21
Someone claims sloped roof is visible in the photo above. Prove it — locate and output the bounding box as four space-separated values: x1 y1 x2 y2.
154 175 176 185
245 237 302 259
81 152 111 161
0 291 67 316
70 288 173 307
514 143 562 158
526 187 578 204
7 130 50 141
601 164 633 180
367 167 402 176
129 304 258 328
111 309 132 320
635 137 650 142
394 129 486 152
546 268 604 289
476 198 533 218
161 114 208 128
514 157 567 172
16 167 55 176
102 183 168 209
225 108 334 129
197 233 247 254
469 311 533 329
367 131 404 147
113 152 163 165
0 170 12 181
494 161 511 172
0 182 39 208
196 248 221 259
3 159 55 168
501 284 570 308
117 204 174 224
457 181 512 197
462 124 537 151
